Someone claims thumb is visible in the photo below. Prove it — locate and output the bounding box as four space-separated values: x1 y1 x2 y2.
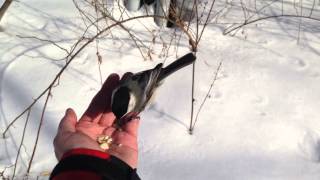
58 108 77 133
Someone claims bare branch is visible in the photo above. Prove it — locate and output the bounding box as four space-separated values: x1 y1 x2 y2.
16 35 70 55
27 89 51 173
224 15 320 35
12 109 32 179
191 59 223 132
0 0 13 23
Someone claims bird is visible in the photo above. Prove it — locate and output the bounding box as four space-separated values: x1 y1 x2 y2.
111 53 196 127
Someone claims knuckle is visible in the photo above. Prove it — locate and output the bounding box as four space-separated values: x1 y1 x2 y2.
53 135 59 146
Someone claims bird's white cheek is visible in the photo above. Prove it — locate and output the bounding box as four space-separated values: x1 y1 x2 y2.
127 93 137 112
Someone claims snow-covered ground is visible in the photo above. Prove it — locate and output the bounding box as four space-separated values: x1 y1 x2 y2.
1 0 320 179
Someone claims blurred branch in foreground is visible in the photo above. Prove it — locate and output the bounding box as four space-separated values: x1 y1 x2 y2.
0 0 13 23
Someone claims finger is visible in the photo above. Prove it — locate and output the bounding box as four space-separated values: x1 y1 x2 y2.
112 131 137 150
103 74 121 110
98 72 132 126
58 108 77 133
122 117 140 136
75 120 106 140
121 72 133 82
99 112 116 127
80 74 120 122
102 127 116 137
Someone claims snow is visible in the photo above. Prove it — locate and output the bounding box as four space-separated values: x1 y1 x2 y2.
1 0 320 179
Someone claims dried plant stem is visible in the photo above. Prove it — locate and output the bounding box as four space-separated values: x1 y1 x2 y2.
26 88 51 173
89 0 152 59
0 165 14 179
12 109 31 180
197 0 216 45
189 0 217 134
16 35 70 55
0 0 13 23
188 60 196 134
191 60 223 131
3 93 46 138
224 14 320 35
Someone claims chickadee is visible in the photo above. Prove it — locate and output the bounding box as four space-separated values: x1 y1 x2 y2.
111 53 196 127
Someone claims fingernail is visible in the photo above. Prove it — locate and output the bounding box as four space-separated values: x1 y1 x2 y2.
65 108 71 115
132 116 140 121
109 73 120 80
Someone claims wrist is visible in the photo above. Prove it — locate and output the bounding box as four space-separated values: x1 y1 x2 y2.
62 148 110 160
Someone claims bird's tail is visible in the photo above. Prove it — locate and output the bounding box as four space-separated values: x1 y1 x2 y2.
158 53 196 82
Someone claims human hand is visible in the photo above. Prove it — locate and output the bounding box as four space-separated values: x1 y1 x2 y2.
53 74 140 168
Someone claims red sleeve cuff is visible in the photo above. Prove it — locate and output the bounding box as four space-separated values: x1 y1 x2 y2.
61 148 110 160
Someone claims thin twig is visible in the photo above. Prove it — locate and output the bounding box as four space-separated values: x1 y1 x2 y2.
197 0 216 45
224 14 320 35
192 60 223 131
93 0 103 85
0 0 13 23
16 35 70 55
26 88 51 173
188 60 196 134
309 0 316 17
12 109 31 180
0 165 14 179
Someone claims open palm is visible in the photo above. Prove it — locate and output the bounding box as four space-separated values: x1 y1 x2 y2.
54 74 139 168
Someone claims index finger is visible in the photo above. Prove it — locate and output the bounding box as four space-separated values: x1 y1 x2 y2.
80 73 120 122
99 72 134 127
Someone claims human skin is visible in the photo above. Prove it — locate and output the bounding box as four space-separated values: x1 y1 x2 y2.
53 74 139 168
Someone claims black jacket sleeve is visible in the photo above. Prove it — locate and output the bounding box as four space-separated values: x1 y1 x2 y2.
50 154 141 180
